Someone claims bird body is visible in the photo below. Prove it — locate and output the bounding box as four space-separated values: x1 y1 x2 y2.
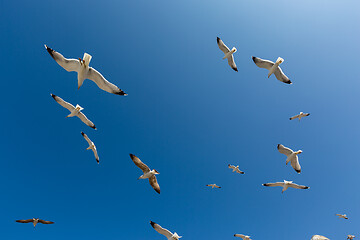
252 56 291 84
81 132 99 164
336 214 348 219
277 144 302 173
290 112 310 121
16 218 54 228
234 234 251 240
217 37 238 72
262 180 309 193
228 164 245 174
150 221 181 240
311 235 330 240
347 235 355 240
268 57 284 78
206 184 221 188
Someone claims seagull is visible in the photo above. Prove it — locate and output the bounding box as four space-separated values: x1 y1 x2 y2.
45 45 127 96
348 235 355 240
50 94 96 129
81 132 99 164
150 221 182 240
16 218 54 228
262 180 309 193
217 37 238 72
277 144 302 174
206 184 221 189
290 112 310 121
228 164 245 174
234 234 251 240
252 56 292 84
336 214 348 219
311 235 330 240
129 154 160 194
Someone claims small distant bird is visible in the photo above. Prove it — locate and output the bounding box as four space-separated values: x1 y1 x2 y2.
311 235 330 240
50 94 96 129
228 164 245 174
150 221 182 240
290 112 310 121
277 144 302 174
16 218 54 228
234 234 252 240
347 235 355 240
45 45 127 96
129 154 160 194
81 132 99 164
336 214 348 219
252 56 291 84
206 184 221 189
217 37 238 72
262 180 309 193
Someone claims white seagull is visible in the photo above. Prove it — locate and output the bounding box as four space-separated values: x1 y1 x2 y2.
150 221 182 240
228 164 245 174
45 45 127 96
206 184 221 189
336 214 348 219
347 235 355 240
234 234 252 240
16 218 54 228
252 56 292 84
311 235 330 240
262 180 309 193
81 132 99 164
277 144 302 174
290 112 310 121
217 37 238 72
51 94 96 129
129 154 160 194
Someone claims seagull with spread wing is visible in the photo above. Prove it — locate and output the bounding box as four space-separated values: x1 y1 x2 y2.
50 94 96 129
228 164 245 174
262 180 309 193
81 132 99 164
45 45 127 96
336 214 349 219
206 184 221 189
129 154 160 194
234 234 252 240
290 112 310 121
311 235 330 240
150 221 182 240
252 56 291 84
277 144 302 174
217 37 238 72
347 235 355 240
16 218 54 228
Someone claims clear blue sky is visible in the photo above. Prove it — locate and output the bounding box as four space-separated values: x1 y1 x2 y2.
0 0 359 239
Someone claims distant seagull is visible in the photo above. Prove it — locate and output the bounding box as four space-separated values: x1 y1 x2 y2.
277 144 302 174
129 154 160 194
16 218 54 228
45 45 127 95
290 112 310 121
228 164 245 174
252 56 291 84
81 132 99 164
311 235 330 240
347 235 355 240
206 184 221 189
234 234 252 240
50 94 96 129
262 180 309 193
336 214 348 219
150 221 182 240
217 37 238 72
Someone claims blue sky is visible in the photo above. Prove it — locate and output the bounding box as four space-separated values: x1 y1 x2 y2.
1 0 359 239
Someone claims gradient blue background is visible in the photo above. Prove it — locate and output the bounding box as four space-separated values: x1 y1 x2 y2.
0 0 359 239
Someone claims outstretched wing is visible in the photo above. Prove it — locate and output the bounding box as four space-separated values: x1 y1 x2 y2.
81 132 93 145
51 94 75 112
77 112 96 130
274 67 292 84
290 114 300 120
277 144 294 156
16 219 33 223
288 182 309 189
150 221 173 238
86 67 127 95
234 234 247 240
92 148 99 164
290 155 301 173
149 175 161 194
129 154 151 173
263 182 284 187
45 45 80 72
217 37 230 54
252 56 274 70
227 55 238 72
38 219 54 224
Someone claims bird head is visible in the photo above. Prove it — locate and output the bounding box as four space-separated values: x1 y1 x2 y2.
75 104 84 111
153 169 160 174
173 233 182 239
231 47 237 53
296 150 303 155
276 57 284 64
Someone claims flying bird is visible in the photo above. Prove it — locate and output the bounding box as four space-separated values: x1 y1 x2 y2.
347 235 355 240
129 154 160 194
45 45 127 96
262 180 309 193
16 218 54 228
290 112 310 121
277 144 302 174
150 221 182 240
50 94 96 129
206 184 221 189
81 132 99 164
234 234 252 240
217 37 238 72
252 56 291 84
228 164 245 174
336 214 348 219
311 235 330 240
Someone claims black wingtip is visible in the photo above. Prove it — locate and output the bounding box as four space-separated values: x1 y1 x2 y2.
150 221 156 227
81 132 85 136
233 67 238 72
285 80 292 84
129 153 134 159
50 93 56 100
277 144 280 149
45 44 55 59
296 169 301 174
155 189 160 194
252 56 256 63
217 37 220 43
262 183 267 186
289 118 292 120
91 125 97 130
115 89 127 96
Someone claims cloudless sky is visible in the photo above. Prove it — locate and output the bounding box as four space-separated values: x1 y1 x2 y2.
1 0 359 239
